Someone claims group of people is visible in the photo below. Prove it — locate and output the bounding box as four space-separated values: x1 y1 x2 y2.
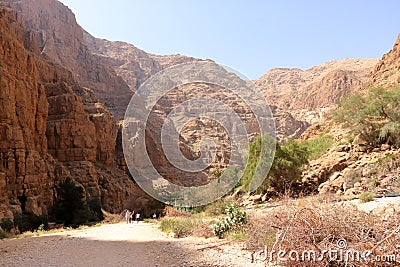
124 210 158 224
125 210 140 224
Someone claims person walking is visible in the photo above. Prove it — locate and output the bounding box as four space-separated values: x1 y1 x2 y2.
125 210 130 224
130 211 134 224
136 212 140 223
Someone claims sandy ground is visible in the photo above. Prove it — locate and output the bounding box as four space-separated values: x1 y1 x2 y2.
350 196 400 213
0 222 258 267
2 197 399 267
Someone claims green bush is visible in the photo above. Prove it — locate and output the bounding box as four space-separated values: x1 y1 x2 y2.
334 86 400 147
87 199 104 222
0 218 13 232
14 213 48 232
241 135 309 193
159 217 202 238
300 133 334 160
211 204 247 238
0 230 7 239
359 192 375 203
205 199 231 216
53 178 103 227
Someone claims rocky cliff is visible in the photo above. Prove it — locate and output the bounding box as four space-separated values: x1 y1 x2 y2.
0 8 55 220
2 0 395 219
368 34 400 88
255 58 378 123
84 33 203 93
84 33 309 140
0 4 139 220
297 35 400 197
4 0 133 117
0 0 216 219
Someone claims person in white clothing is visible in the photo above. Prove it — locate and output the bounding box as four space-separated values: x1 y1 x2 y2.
130 211 134 224
125 210 130 224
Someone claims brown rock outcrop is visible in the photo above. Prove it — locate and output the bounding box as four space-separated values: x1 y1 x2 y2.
84 33 203 93
0 8 55 219
255 58 378 123
0 3 142 217
368 34 400 88
5 0 133 118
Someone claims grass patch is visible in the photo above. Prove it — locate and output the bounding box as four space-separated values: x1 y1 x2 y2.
0 230 8 239
159 217 202 238
301 132 334 160
204 199 231 216
359 192 375 203
227 229 248 242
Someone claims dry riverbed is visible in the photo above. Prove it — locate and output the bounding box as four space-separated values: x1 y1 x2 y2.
0 222 258 267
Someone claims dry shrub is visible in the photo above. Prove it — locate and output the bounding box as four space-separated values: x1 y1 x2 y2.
192 221 214 238
159 217 202 238
163 206 193 218
245 198 400 267
102 209 125 223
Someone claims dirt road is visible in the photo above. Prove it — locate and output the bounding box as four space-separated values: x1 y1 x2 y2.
0 222 256 267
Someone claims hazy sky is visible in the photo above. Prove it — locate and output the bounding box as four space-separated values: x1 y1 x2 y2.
59 0 399 79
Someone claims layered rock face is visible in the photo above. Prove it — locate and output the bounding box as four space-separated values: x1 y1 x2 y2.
0 3 139 218
0 9 55 219
84 33 203 93
84 35 309 140
5 0 133 118
255 58 378 123
1 0 217 216
368 34 400 88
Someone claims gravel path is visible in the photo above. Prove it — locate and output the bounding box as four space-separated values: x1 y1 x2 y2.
0 222 259 267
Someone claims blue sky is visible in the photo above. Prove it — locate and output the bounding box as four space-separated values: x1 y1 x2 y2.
59 0 399 79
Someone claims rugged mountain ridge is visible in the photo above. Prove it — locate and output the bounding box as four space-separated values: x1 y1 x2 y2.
4 0 133 117
0 3 139 219
298 36 400 197
0 0 212 219
368 34 400 88
1 0 398 221
84 33 204 94
83 33 309 140
255 58 378 123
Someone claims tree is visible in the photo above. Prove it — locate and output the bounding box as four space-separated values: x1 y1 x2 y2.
240 136 309 193
262 139 309 192
53 178 89 227
334 86 400 147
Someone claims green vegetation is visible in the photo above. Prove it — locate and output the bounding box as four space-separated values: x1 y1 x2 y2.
359 192 375 203
301 132 334 160
0 218 13 232
211 204 247 238
159 217 202 238
241 135 309 193
53 178 103 227
210 169 223 181
227 229 248 241
334 86 400 147
14 212 48 232
204 198 232 216
0 230 7 239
